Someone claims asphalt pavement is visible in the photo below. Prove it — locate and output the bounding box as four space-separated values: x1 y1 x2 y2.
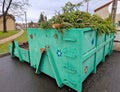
0 51 120 92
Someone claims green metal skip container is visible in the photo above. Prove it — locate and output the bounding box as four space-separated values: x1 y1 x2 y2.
9 28 114 92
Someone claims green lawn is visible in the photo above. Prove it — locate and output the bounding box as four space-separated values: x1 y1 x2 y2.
0 30 18 40
0 30 28 55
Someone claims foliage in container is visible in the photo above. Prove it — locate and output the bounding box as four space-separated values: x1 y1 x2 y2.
38 2 116 35
89 15 116 35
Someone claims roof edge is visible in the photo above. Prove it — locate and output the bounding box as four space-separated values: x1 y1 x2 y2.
0 14 15 21
94 1 113 12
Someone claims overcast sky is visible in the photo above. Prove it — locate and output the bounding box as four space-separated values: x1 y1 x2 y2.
17 0 111 23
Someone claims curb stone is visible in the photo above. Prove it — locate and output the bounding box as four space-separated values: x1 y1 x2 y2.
0 52 10 58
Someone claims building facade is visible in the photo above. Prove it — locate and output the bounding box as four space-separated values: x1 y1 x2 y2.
0 15 15 31
94 1 120 30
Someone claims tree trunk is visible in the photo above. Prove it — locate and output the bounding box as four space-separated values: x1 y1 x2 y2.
3 14 7 32
2 0 12 32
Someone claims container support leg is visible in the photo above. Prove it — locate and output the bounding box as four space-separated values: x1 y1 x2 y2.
47 48 63 87
35 53 43 74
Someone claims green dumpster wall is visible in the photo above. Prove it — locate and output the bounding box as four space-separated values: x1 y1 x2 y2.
9 28 114 92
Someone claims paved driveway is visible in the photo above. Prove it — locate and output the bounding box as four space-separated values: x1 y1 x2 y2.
0 51 120 92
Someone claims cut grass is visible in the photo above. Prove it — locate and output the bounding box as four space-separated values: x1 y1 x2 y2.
16 30 27 42
0 30 18 40
0 30 27 55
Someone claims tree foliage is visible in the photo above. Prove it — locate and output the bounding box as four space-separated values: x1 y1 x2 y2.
28 21 33 28
38 13 44 23
62 1 83 13
38 12 47 28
